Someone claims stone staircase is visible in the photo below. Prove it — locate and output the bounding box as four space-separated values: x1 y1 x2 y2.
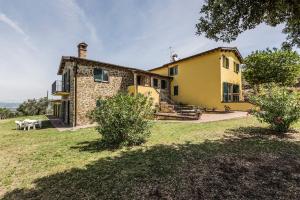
156 101 201 120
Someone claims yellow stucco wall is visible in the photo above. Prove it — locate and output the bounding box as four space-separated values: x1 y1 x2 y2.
128 85 160 106
150 49 253 111
220 51 243 101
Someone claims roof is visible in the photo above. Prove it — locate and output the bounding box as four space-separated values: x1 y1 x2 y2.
57 56 172 79
149 47 243 71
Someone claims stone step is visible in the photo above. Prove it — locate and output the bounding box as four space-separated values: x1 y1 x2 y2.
177 109 197 113
155 112 200 120
178 113 199 116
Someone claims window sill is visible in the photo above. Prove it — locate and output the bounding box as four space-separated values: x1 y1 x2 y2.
221 101 247 103
94 80 109 83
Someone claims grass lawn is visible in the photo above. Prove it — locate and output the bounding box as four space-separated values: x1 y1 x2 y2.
1 116 300 199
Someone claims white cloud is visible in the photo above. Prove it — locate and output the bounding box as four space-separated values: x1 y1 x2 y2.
58 0 100 43
0 12 37 51
0 13 26 35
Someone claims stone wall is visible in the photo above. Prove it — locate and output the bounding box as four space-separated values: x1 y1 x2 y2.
61 61 76 126
58 59 171 127
76 64 134 125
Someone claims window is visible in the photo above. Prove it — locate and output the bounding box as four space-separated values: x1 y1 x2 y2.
62 69 70 92
169 65 178 76
174 85 179 96
94 68 109 82
153 78 158 88
234 62 240 73
161 80 167 89
222 56 229 69
223 82 240 102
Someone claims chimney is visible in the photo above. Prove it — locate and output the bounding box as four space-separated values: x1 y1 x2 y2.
77 42 88 58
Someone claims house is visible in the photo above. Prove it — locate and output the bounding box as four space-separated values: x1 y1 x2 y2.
51 43 252 126
52 43 172 126
149 47 252 111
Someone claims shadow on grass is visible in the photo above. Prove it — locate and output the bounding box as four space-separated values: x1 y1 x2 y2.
225 126 299 140
70 140 120 152
3 131 300 199
39 120 54 129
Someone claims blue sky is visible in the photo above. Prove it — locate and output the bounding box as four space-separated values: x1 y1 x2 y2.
0 0 288 102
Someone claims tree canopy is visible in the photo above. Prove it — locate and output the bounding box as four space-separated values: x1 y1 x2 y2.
0 108 16 119
17 97 49 116
196 0 300 49
243 49 300 88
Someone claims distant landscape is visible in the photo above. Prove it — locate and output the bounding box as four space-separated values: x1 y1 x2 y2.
0 102 20 111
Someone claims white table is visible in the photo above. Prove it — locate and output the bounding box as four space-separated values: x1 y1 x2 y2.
23 119 42 131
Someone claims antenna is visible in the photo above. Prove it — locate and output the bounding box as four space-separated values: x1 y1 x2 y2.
169 46 174 62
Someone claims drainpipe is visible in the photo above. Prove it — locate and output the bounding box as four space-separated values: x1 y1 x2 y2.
133 72 138 95
74 64 78 127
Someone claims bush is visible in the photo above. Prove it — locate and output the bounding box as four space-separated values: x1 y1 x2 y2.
249 85 300 133
90 93 154 147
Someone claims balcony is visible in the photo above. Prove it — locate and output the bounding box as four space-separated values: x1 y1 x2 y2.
52 80 70 96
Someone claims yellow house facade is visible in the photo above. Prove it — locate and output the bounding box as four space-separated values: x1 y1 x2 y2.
149 47 252 111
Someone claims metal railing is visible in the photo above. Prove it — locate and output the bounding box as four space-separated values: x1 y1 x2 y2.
232 93 240 102
224 93 240 102
52 80 63 94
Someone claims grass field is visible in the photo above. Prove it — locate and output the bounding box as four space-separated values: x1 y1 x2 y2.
1 116 300 199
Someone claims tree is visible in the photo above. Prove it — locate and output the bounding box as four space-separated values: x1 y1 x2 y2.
90 93 154 147
196 0 300 49
0 108 16 119
249 84 300 133
243 49 300 89
17 97 49 116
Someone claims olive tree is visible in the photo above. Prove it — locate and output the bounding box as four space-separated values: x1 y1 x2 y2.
243 49 300 90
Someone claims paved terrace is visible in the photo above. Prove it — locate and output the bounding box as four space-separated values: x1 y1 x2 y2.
48 111 248 132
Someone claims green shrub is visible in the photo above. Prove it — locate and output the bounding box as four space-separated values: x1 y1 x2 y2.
90 93 154 147
249 85 300 133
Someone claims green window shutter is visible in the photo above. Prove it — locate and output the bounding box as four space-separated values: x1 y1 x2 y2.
236 64 240 73
169 67 174 76
153 78 158 87
222 56 226 68
234 62 236 72
103 70 109 82
174 85 179 96
161 80 166 89
94 68 103 81
226 58 229 68
223 82 228 102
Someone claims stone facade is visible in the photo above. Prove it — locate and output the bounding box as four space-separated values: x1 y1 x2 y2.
76 64 134 125
56 58 171 127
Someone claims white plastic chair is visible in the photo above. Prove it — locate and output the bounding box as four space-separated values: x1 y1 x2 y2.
15 121 25 130
24 121 35 131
